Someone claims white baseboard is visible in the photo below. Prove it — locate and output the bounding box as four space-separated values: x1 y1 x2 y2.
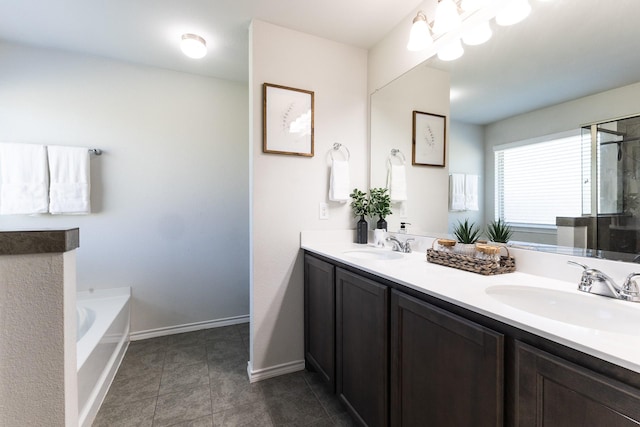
247 359 306 383
129 314 249 341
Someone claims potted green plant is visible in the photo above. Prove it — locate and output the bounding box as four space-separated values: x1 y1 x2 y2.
486 219 513 244
350 188 370 244
453 219 481 255
369 187 392 230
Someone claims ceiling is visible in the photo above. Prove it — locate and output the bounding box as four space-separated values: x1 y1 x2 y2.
0 0 421 82
1 0 638 126
426 0 640 125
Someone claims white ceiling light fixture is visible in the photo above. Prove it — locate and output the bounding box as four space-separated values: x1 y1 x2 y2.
407 11 433 51
495 0 532 26
438 38 464 61
181 33 207 59
462 20 493 45
432 0 462 35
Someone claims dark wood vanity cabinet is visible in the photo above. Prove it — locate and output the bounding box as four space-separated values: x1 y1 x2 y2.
304 254 336 390
336 268 389 427
304 252 640 427
514 340 640 426
390 290 504 427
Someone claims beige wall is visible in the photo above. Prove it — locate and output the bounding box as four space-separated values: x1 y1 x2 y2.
0 251 78 426
249 20 369 377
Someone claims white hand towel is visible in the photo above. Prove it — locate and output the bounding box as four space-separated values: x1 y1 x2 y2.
48 145 91 214
465 174 479 211
449 173 466 211
0 143 49 215
387 164 407 202
329 160 350 202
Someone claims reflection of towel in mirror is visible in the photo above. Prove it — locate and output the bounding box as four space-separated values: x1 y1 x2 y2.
329 160 350 202
0 142 49 215
48 145 91 214
387 164 407 202
465 174 479 211
449 173 465 211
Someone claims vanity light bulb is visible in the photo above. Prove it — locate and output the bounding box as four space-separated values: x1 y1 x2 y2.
462 21 493 45
432 0 462 35
495 0 532 26
407 12 433 51
437 38 464 61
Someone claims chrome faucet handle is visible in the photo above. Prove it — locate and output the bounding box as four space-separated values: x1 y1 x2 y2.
621 273 640 301
404 238 415 253
386 236 402 252
568 260 593 291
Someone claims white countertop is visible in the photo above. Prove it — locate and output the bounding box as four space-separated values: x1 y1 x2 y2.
302 240 640 374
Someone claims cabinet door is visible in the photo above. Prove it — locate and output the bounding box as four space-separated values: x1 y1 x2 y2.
336 268 389 427
390 290 504 427
304 254 336 390
515 340 640 426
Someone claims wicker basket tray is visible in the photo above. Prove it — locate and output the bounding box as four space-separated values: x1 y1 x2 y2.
426 245 516 276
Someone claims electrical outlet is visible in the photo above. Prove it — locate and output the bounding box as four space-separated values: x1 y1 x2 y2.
319 202 329 220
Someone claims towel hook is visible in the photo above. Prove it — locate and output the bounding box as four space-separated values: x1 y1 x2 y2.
330 142 350 161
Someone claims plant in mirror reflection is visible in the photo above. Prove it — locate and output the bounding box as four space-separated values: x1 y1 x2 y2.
486 219 513 243
369 188 392 220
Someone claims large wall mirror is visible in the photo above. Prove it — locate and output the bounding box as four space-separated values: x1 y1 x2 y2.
370 0 640 262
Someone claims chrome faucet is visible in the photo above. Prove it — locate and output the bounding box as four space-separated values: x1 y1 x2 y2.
386 236 414 253
568 260 640 302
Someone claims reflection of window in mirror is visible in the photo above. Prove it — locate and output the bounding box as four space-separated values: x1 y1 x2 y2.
494 131 584 226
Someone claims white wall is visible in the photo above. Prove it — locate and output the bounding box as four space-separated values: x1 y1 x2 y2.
249 20 368 377
484 81 640 226
448 120 484 233
0 42 250 334
370 65 451 235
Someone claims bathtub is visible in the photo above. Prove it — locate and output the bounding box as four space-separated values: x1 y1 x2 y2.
77 287 131 427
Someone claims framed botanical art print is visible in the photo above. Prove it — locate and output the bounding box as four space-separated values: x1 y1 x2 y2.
263 83 315 157
412 110 446 167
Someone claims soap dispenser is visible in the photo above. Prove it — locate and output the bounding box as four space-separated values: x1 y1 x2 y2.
399 222 411 234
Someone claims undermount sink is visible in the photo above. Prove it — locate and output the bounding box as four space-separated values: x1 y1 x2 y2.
342 249 403 261
485 285 640 334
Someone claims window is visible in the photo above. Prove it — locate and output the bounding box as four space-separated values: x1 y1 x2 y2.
494 132 586 226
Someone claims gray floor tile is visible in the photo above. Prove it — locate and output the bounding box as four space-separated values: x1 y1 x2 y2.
116 349 165 381
258 372 309 398
101 370 162 408
166 330 207 348
331 411 359 427
203 325 241 342
169 414 214 427
264 387 329 425
211 401 273 427
96 329 355 427
160 361 210 395
165 344 208 366
153 385 212 427
127 336 169 357
210 373 267 413
92 396 156 427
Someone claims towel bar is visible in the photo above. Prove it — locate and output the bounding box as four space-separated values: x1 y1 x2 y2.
88 149 102 156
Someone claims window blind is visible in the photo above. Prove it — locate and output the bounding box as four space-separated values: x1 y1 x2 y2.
495 134 585 225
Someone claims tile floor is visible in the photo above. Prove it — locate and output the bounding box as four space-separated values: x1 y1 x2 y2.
94 323 356 426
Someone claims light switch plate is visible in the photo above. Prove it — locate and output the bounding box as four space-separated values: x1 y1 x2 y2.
319 202 329 220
